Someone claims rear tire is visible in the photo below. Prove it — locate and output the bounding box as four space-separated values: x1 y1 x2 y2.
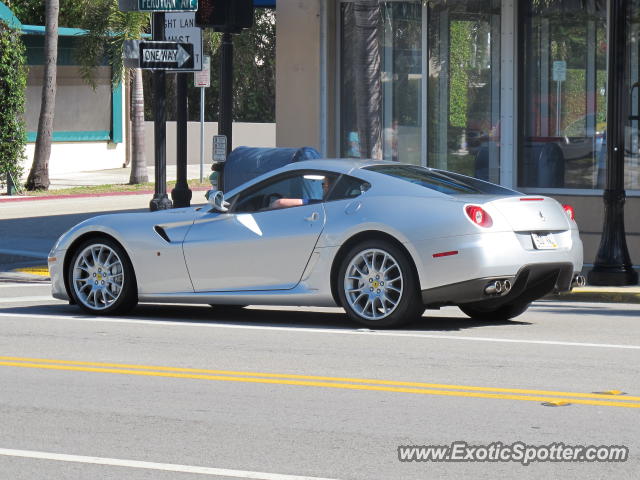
337 240 423 328
67 237 138 315
459 302 530 321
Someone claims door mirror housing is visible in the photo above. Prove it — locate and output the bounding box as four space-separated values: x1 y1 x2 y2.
206 190 229 213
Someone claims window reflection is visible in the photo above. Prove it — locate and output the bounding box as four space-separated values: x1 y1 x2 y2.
519 0 607 189
427 0 502 183
340 1 423 165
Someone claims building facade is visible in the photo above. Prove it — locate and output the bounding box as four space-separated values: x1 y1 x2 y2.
275 0 640 269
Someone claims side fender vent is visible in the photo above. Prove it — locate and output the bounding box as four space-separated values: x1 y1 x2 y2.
154 225 171 243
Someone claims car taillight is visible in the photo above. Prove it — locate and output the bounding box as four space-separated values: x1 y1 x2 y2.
563 204 575 221
465 205 493 228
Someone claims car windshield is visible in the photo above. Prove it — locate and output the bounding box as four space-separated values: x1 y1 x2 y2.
364 165 519 195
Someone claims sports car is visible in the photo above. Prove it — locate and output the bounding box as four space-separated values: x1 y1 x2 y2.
49 159 584 327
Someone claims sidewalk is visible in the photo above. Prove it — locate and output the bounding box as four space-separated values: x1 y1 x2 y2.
48 165 207 190
552 285 640 304
1 164 209 201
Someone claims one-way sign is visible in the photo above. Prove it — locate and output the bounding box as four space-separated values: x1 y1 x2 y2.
139 41 194 70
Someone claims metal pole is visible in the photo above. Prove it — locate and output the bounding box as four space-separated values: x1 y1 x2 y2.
171 73 192 208
200 87 205 183
218 32 234 191
150 12 172 211
588 0 638 285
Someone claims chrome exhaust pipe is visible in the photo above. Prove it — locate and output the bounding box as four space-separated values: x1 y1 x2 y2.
572 275 586 288
502 280 512 293
484 281 502 295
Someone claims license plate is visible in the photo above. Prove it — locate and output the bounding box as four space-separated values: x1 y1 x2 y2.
531 232 558 250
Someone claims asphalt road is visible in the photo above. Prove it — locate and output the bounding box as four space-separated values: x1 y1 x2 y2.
0 196 154 274
0 282 638 479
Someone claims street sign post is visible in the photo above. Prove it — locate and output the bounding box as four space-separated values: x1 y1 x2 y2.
165 12 202 71
119 0 197 12
139 41 194 70
553 61 566 136
196 56 211 182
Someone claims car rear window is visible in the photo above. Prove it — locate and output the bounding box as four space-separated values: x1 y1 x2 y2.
364 165 518 195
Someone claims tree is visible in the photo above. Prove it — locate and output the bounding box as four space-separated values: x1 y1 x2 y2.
144 8 276 124
26 0 58 190
76 0 150 184
6 0 84 27
0 21 27 193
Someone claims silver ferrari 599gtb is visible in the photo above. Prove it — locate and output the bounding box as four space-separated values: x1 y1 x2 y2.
49 159 584 327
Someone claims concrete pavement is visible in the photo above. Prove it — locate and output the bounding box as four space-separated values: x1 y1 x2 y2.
10 164 208 191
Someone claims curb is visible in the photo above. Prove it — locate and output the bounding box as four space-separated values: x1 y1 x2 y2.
550 288 640 304
0 187 210 203
0 271 51 283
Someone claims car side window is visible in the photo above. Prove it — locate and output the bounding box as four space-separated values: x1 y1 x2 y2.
230 172 338 213
325 175 370 202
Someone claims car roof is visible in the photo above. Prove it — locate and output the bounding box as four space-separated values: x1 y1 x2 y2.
277 158 397 175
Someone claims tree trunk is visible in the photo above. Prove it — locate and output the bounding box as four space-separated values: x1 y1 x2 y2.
129 68 148 184
26 0 59 191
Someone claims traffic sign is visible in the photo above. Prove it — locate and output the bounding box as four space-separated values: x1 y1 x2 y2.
119 0 198 12
553 61 567 82
139 41 194 70
213 135 228 162
165 12 202 71
194 56 211 87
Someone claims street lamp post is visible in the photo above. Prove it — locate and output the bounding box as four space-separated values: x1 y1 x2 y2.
217 32 234 192
149 12 173 211
588 0 638 286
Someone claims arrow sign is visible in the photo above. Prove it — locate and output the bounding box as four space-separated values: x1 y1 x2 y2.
139 41 194 70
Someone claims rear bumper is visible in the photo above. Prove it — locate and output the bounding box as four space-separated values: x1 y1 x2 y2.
422 262 575 308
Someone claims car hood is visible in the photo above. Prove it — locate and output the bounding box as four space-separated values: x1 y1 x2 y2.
51 206 202 253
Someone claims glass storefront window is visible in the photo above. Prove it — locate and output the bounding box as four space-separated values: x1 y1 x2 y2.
519 0 608 189
339 0 501 180
340 0 423 165
427 0 501 183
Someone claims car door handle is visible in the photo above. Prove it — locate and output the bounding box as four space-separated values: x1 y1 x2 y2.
305 212 320 222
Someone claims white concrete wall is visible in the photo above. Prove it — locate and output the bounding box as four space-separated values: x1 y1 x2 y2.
18 122 275 179
144 122 276 165
22 142 127 177
276 0 322 150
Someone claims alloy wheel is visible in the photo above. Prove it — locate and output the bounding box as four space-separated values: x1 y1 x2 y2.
72 243 125 311
343 248 404 321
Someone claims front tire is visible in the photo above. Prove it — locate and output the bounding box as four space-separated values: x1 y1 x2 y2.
337 240 423 328
67 237 138 315
459 302 530 321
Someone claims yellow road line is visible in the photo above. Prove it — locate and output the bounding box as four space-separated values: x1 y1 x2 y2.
0 358 638 409
12 267 49 277
1 355 638 402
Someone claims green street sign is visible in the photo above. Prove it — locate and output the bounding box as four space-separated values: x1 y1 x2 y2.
119 0 198 12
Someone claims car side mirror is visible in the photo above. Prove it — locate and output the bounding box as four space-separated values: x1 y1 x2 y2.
206 190 229 213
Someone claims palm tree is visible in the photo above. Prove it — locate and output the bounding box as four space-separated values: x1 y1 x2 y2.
26 0 58 190
76 0 149 184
